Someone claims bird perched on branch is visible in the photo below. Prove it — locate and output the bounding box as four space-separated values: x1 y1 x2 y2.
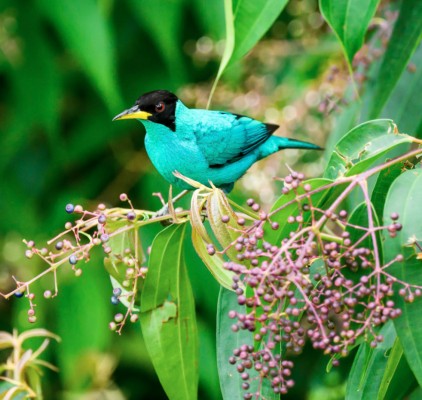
113 90 321 192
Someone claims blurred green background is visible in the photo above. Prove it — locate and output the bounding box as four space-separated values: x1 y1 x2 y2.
1 0 418 398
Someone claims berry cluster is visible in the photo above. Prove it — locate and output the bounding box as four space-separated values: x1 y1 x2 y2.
10 194 152 333
215 171 421 398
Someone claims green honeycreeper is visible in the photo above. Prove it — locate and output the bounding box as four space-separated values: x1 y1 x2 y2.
113 90 321 192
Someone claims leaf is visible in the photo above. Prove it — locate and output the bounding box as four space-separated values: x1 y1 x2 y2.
346 321 396 399
217 287 278 399
0 3 63 173
206 188 243 262
128 0 186 85
37 0 122 111
231 0 288 61
193 0 225 40
104 219 144 311
217 287 248 400
346 201 383 264
208 0 288 106
56 259 112 390
190 190 235 290
369 1 422 118
383 167 422 386
381 45 422 138
140 224 198 400
324 119 413 179
371 162 402 222
207 0 235 108
323 102 361 160
378 337 416 400
266 178 336 245
319 0 380 70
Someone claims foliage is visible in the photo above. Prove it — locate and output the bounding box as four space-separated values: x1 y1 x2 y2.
1 0 422 399
0 329 59 399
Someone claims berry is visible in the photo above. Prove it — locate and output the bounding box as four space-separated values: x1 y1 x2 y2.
69 255 78 265
271 222 279 230
114 313 124 323
55 241 63 250
127 211 136 221
65 203 75 214
207 245 216 256
111 296 120 305
221 215 230 223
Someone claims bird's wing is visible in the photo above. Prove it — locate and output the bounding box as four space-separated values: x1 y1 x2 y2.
191 111 278 167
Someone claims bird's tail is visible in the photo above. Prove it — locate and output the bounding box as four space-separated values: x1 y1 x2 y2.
275 136 323 151
258 136 322 159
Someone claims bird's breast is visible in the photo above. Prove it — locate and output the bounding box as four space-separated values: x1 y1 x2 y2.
144 123 208 187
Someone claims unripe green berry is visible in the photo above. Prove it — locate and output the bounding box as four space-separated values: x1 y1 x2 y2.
114 313 124 323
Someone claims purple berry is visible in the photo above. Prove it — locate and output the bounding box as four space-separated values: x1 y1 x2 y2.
65 203 75 214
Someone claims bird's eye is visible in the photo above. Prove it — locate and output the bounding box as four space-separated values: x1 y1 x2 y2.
155 101 165 113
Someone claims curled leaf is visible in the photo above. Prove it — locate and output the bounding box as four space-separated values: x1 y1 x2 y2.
190 189 235 290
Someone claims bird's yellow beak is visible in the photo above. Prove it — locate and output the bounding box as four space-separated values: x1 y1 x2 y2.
113 106 152 121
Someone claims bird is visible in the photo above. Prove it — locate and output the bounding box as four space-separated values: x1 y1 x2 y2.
113 90 321 193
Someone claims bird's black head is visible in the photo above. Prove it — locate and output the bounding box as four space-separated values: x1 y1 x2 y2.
113 90 178 131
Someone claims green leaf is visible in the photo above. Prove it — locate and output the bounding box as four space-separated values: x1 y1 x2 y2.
381 45 422 138
378 337 416 400
346 321 396 399
56 259 112 390
104 219 144 311
190 190 235 290
128 0 186 85
217 287 278 399
369 1 422 118
266 178 336 245
217 287 248 400
371 162 402 222
206 189 243 262
193 0 225 40
324 119 413 179
383 167 422 386
319 0 380 69
208 0 288 106
37 0 122 111
323 102 360 160
347 201 383 264
0 3 63 173
207 0 235 108
140 224 198 400
231 0 288 61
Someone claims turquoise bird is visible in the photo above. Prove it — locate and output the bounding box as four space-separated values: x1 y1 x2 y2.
113 90 321 192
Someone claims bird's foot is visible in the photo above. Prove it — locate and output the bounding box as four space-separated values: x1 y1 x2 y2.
154 203 169 218
153 203 175 226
